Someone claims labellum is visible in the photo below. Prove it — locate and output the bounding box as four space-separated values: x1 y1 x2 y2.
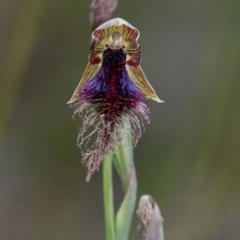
68 18 162 181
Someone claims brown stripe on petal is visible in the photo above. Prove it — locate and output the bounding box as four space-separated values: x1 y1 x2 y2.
126 65 163 103
89 47 103 63
126 41 141 66
92 19 140 46
93 29 106 40
124 25 139 42
67 62 102 104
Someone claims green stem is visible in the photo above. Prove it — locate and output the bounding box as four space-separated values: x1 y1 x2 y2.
113 119 137 240
103 155 115 240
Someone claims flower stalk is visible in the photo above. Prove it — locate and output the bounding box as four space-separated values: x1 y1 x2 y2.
113 120 137 240
68 2 164 239
103 154 115 240
103 118 137 240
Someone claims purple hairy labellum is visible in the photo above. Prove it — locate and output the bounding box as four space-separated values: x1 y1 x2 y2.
68 18 163 181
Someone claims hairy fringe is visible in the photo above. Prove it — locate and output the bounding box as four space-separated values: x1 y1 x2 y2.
71 99 150 181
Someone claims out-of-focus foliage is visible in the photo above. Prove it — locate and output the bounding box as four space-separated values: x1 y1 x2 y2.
0 0 239 240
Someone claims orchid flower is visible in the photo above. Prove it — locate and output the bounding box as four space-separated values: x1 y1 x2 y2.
68 18 162 181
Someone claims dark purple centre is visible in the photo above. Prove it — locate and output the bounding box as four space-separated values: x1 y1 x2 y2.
81 48 144 119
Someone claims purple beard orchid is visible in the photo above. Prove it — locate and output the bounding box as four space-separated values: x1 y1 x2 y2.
68 18 162 181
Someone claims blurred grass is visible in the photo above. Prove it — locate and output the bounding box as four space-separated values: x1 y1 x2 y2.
0 0 240 240
0 0 49 146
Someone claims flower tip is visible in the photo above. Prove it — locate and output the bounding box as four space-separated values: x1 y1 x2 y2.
66 99 73 104
95 17 137 31
67 95 77 104
86 175 91 182
154 96 164 103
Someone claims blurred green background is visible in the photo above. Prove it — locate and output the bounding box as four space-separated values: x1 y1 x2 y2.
1 0 240 239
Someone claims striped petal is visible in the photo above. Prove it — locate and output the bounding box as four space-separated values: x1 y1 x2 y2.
126 65 163 102
67 61 101 104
